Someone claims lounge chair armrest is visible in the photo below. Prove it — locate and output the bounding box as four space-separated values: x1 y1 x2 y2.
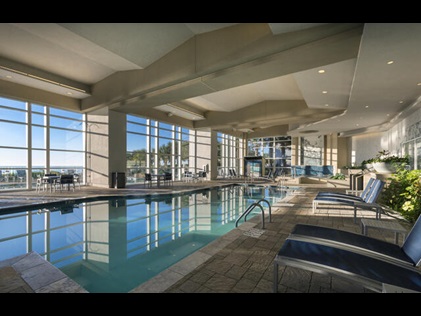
354 202 382 209
345 189 363 196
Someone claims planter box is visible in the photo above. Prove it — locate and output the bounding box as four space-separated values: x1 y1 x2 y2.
372 162 396 174
343 169 364 177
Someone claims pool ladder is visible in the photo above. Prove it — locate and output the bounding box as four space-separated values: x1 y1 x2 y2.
235 198 271 229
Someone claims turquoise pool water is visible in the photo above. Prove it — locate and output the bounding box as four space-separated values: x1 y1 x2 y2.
0 184 295 293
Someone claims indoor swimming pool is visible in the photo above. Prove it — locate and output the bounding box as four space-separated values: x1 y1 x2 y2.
0 184 296 293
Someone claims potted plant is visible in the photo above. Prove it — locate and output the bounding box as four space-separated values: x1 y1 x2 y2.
362 150 410 174
341 165 364 176
378 166 421 223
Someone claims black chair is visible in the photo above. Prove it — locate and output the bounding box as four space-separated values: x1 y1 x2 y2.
144 173 152 187
198 171 206 181
58 174 75 192
164 172 173 186
41 173 60 192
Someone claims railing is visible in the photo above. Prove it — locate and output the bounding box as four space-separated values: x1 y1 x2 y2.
235 198 271 229
276 169 286 189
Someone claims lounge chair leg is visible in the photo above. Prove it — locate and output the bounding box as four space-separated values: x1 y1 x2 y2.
354 206 357 224
273 261 279 293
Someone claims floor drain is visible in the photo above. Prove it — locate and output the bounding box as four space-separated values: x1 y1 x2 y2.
243 228 265 238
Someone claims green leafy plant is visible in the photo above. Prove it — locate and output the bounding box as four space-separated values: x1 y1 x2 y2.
379 166 421 223
330 173 346 180
362 150 410 171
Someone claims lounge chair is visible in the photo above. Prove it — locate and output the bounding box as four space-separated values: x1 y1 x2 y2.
286 213 421 269
312 179 385 223
273 238 421 293
316 177 375 200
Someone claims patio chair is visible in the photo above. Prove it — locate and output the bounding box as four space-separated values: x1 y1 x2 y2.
228 169 235 178
144 173 152 187
183 171 193 182
286 212 421 269
273 238 421 293
35 175 44 193
58 174 75 192
312 179 385 223
73 174 81 189
164 172 173 186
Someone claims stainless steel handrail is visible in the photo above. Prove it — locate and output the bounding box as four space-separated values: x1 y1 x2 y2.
235 198 271 229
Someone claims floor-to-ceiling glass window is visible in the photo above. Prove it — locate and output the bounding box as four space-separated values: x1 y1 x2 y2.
403 136 421 170
217 133 239 177
247 136 292 176
217 132 243 177
126 115 148 184
127 115 245 183
0 97 28 190
0 96 85 190
157 122 174 174
49 107 84 178
181 127 191 174
127 115 212 183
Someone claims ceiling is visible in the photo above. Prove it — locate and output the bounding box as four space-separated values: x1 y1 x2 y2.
1 23 421 138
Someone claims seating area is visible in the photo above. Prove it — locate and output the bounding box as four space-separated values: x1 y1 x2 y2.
36 174 79 193
273 214 421 293
183 170 207 182
312 177 385 223
273 238 421 293
2 23 421 294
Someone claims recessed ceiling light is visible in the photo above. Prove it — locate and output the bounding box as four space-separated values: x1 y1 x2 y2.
322 91 328 94
399 101 404 103
386 114 390 117
356 123 359 126
324 104 329 107
365 105 369 108
318 69 325 74
418 83 421 86
387 60 394 65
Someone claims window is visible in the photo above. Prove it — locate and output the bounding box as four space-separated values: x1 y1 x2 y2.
0 96 85 190
247 136 291 176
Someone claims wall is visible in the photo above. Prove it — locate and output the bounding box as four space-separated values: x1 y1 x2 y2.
351 132 386 166
388 107 421 153
108 111 127 187
87 109 127 188
86 112 110 188
351 107 421 165
210 132 219 180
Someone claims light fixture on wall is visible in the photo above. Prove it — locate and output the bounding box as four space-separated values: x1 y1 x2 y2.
0 64 90 96
155 103 205 120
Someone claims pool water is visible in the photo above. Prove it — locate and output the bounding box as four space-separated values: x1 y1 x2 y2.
0 184 295 293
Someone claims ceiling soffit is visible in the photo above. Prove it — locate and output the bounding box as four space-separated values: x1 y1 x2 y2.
82 23 364 114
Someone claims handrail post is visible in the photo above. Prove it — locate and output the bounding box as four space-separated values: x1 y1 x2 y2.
235 198 271 229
